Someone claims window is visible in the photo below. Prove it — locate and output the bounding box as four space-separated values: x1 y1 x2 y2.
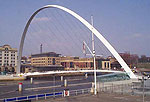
5 48 8 51
107 63 109 68
70 62 74 68
90 62 93 67
52 58 55 65
86 62 88 67
105 62 107 68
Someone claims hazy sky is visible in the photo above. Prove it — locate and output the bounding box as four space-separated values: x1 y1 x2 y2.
0 0 150 57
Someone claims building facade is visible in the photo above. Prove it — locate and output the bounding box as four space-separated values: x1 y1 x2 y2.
0 45 17 73
21 52 63 73
31 52 61 66
102 60 111 69
61 56 94 70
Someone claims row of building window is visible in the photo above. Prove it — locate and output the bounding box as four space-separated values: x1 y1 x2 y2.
33 58 47 60
32 61 60 64
4 54 16 56
4 51 16 54
61 62 93 68
32 58 60 61
4 57 16 60
3 60 15 63
33 63 61 66
35 64 45 66
0 64 16 66
33 61 46 63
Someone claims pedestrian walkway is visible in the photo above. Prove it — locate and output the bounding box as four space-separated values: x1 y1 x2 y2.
33 92 150 102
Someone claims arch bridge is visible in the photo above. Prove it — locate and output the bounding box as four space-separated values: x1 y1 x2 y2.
17 5 136 79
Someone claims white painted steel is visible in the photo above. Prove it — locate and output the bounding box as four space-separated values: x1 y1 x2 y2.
17 5 136 79
21 70 125 77
44 5 136 79
91 15 97 95
83 41 93 56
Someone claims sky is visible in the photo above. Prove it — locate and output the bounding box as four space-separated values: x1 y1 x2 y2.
0 0 150 57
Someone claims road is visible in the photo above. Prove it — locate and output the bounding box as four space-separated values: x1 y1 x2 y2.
0 75 93 99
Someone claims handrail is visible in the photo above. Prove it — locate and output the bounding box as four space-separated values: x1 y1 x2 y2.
3 88 91 102
3 91 63 102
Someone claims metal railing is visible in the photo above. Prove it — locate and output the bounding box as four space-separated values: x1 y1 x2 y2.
1 88 91 102
97 81 150 96
69 88 91 96
2 91 63 102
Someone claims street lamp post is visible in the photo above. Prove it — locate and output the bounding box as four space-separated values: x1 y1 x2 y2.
91 15 97 95
83 41 97 95
142 76 145 102
82 15 97 95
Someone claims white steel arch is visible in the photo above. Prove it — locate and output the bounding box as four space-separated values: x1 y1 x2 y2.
17 5 136 79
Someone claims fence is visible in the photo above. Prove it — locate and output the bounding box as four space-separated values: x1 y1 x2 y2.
2 91 63 102
69 88 91 96
96 80 150 96
1 88 91 102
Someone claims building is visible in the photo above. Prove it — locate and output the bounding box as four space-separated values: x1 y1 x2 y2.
95 57 110 70
21 56 28 64
101 60 111 70
0 45 17 73
60 56 110 70
23 52 64 73
61 56 94 70
31 52 61 66
21 56 32 73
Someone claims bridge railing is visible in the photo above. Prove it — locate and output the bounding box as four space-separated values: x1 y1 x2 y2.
69 88 91 96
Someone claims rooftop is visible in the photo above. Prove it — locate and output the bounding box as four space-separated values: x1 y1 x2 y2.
31 52 61 58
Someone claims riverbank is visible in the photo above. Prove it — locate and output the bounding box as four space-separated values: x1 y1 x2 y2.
0 75 26 81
